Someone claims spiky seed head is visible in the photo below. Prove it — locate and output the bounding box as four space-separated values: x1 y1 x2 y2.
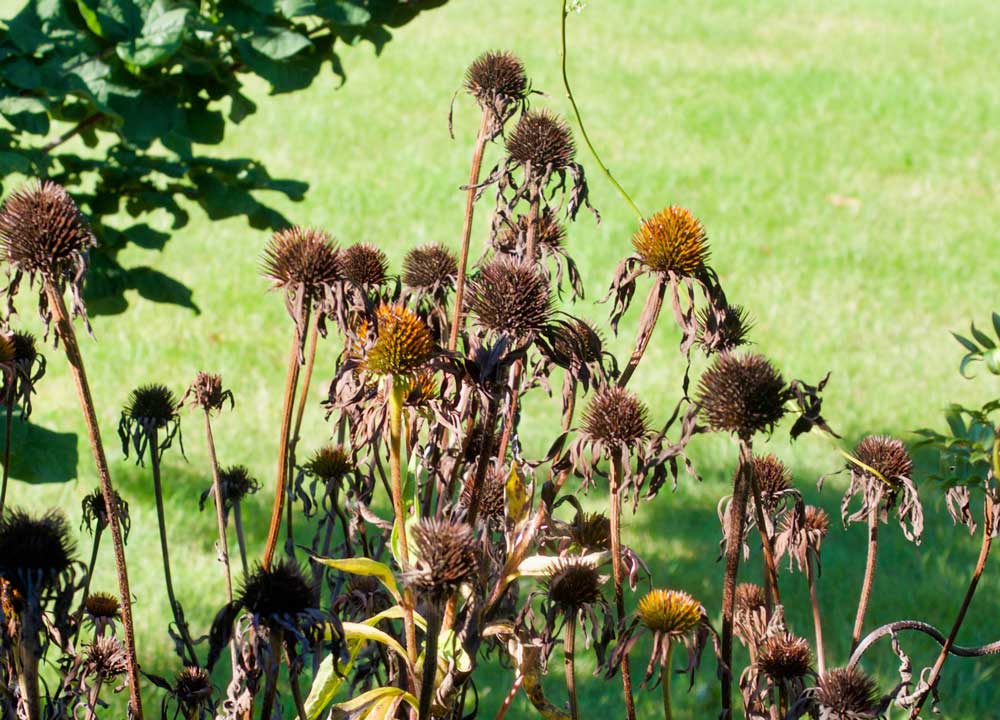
506 110 575 172
569 512 611 552
342 243 389 286
407 519 479 601
632 206 709 277
261 226 341 293
9 331 37 365
81 487 130 538
804 505 831 536
306 445 354 482
494 210 566 258
468 257 552 335
545 558 604 612
459 470 506 519
218 465 260 505
186 372 230 413
815 668 881 718
637 589 703 636
752 454 792 509
851 435 912 487
123 384 179 427
402 243 458 291
85 592 121 621
84 636 128 680
546 318 604 368
0 509 75 591
697 352 787 439
464 51 528 110
698 303 753 355
757 633 813 681
581 386 649 446
238 560 314 619
0 333 14 363
401 369 438 406
0 180 96 278
735 583 767 616
365 303 434 377
173 666 213 710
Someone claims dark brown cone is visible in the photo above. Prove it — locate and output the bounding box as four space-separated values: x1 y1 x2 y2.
85 592 121 620
465 51 528 110
460 469 505 519
402 243 458 291
239 560 314 618
505 109 575 173
697 352 787 439
81 487 131 539
0 180 96 278
9 331 38 365
698 303 752 355
0 509 75 592
342 243 389 287
752 454 791 509
84 636 128 680
581 386 649 446
261 226 341 292
632 206 708 277
815 667 881 717
569 512 611 552
123 384 179 428
306 445 353 482
406 519 479 601
218 465 260 506
467 257 551 335
494 209 565 258
852 435 912 487
184 372 231 413
545 318 604 369
173 666 213 711
545 558 603 612
757 633 812 681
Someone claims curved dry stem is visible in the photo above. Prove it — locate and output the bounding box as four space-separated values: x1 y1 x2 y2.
851 506 880 652
805 553 826 675
849 621 1000 668
747 468 781 608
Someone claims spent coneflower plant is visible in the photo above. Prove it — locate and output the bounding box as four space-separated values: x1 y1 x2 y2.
83 592 121 639
202 465 260 576
342 242 390 290
697 302 753 356
776 504 830 673
812 667 887 720
119 384 196 665
162 666 214 720
0 329 45 516
79 487 130 607
491 209 583 301
756 632 813 715
0 181 143 717
403 243 459 342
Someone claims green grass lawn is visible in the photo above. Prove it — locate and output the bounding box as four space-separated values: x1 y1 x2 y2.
4 0 1000 717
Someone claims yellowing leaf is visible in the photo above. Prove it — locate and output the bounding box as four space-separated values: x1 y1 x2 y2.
505 462 529 524
313 557 400 602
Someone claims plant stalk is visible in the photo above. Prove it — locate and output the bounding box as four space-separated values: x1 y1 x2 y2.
720 439 753 717
0 392 13 516
805 552 826 675
617 276 666 388
204 409 238 672
851 506 880 651
286 312 322 557
564 615 579 720
233 502 249 576
609 453 637 720
15 614 41 720
747 469 781 609
661 640 673 720
80 525 102 612
419 607 444 720
44 283 143 720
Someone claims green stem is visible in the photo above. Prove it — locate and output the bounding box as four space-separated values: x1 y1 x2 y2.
0 394 13 516
560 0 643 221
662 640 673 720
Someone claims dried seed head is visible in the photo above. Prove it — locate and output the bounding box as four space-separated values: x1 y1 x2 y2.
815 667 881 718
494 210 566 258
506 109 575 172
632 206 708 277
85 592 121 621
342 243 389 287
698 303 752 355
83 636 128 680
365 303 434 377
735 583 767 617
123 384 179 428
239 559 314 619
581 386 649 446
465 51 528 111
402 243 458 291
0 509 75 592
757 633 812 681
172 666 213 711
851 435 912 487
752 454 792 510
569 512 611 552
468 257 552 335
545 318 604 368
804 505 830 536
400 370 438 407
697 352 787 439
459 470 506 519
218 465 260 506
406 519 479 601
545 558 604 612
185 372 231 413
305 445 354 482
81 487 130 539
261 226 340 294
0 333 14 363
637 589 703 636
9 330 38 365
0 180 96 279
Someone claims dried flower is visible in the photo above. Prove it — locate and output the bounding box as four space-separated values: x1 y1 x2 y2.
305 445 354 483
467 256 552 337
262 226 341 340
183 372 233 414
841 435 922 543
82 635 128 681
506 109 575 174
459 469 506 521
776 505 830 573
169 666 214 717
342 243 389 287
3 330 45 418
697 352 788 439
698 303 753 355
493 209 566 260
81 487 131 541
569 512 611 552
0 508 76 594
364 303 434 378
545 558 606 613
813 667 884 719
637 589 702 637
84 592 121 636
402 243 458 293
756 632 812 681
239 560 315 620
465 50 529 136
632 206 709 277
217 465 260 509
405 519 479 604
119 383 182 463
581 386 649 447
851 435 913 487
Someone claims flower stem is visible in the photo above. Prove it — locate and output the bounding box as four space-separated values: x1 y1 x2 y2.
263 307 309 568
560 0 643 221
721 439 753 716
805 552 826 675
419 606 443 720
661 640 673 720
564 615 579 720
80 525 103 612
747 467 781 608
609 452 637 720
851 506 880 652
286 311 322 556
0 394 13 516
204 409 238 671
233 502 249 576
44 283 143 720
449 112 491 353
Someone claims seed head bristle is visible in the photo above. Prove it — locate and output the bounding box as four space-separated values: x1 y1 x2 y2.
697 352 787 439
261 226 340 293
494 209 566 258
698 303 753 355
172 666 213 710
342 243 389 287
218 465 260 505
185 372 230 413
0 509 75 591
581 386 649 446
464 51 528 110
569 512 611 552
468 257 552 335
123 384 179 427
9 330 38 365
735 583 767 616
506 109 575 172
545 558 604 612
851 435 912 487
637 589 703 636
632 206 709 277
459 469 506 519
752 454 792 509
81 487 130 538
238 559 314 618
85 592 121 620
757 632 812 681
84 636 128 680
805 505 831 536
406 519 479 601
364 303 434 377
402 243 458 291
306 445 354 482
815 667 881 718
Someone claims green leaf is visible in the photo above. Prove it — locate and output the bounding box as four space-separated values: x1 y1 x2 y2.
278 0 371 25
342 621 409 667
313 556 401 601
971 322 996 349
390 513 418 570
952 332 980 353
985 348 1000 376
249 27 312 60
328 687 417 718
0 97 50 135
116 3 190 67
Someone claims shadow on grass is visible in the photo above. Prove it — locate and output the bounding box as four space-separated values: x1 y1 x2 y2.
0 417 78 485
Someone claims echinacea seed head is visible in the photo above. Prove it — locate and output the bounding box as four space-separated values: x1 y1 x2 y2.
0 509 75 592
637 589 703 636
459 469 506 519
698 303 752 355
494 210 565 258
569 512 611 552
505 109 575 172
261 226 340 294
85 592 121 621
757 633 812 681
185 372 230 413
406 519 479 601
815 667 881 718
218 465 260 505
123 384 179 427
545 558 604 611
402 243 458 291
306 445 354 482
239 560 314 619
84 636 128 680
851 435 912 487
468 257 552 335
342 243 389 287
0 180 96 279
173 666 213 709
735 583 767 616
581 386 649 446
697 352 787 439
752 454 792 509
632 206 709 277
804 505 830 536
364 303 434 378
9 331 37 365
465 51 528 110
